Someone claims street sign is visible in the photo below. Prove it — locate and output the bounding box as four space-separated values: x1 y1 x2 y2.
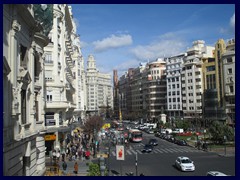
45 134 56 141
116 145 125 160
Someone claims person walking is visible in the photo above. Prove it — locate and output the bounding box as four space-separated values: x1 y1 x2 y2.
74 162 78 175
62 161 67 175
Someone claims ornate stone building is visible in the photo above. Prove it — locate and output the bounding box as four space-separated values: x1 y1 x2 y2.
3 4 53 176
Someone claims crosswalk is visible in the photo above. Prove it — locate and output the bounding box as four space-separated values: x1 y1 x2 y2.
110 143 201 156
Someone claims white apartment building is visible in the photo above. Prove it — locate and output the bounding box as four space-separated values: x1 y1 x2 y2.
43 4 76 153
3 4 52 176
181 40 214 127
71 15 87 124
145 58 167 121
86 55 113 116
166 53 185 123
222 39 235 126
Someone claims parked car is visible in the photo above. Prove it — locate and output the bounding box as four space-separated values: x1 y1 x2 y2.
146 128 154 134
175 156 195 172
176 139 188 146
141 144 153 153
206 171 228 176
149 138 158 146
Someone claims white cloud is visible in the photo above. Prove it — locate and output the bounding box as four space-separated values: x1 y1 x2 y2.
230 13 235 28
92 34 133 52
79 41 88 48
220 13 235 35
130 33 186 61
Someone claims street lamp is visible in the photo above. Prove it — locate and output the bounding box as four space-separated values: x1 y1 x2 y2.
99 155 106 176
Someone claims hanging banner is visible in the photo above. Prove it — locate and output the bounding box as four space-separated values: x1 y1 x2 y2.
116 145 125 160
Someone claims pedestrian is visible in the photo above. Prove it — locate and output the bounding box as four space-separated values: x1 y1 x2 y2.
56 150 60 162
62 161 67 174
78 149 82 160
52 150 56 164
74 162 78 174
62 151 65 161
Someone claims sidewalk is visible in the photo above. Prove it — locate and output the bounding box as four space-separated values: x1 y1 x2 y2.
45 156 91 176
187 139 235 157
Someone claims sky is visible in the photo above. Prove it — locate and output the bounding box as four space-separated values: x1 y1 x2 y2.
70 4 235 77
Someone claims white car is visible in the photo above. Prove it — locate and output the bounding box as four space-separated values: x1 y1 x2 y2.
175 156 195 172
206 171 228 176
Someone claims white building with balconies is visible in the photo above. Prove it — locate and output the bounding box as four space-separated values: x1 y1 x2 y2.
85 55 113 116
43 4 76 152
181 40 214 127
222 39 235 126
166 53 185 123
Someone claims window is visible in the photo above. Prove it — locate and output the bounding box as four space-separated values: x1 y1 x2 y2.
21 89 27 124
45 53 52 63
169 98 171 102
228 68 232 74
227 58 232 63
207 66 215 72
20 45 28 68
46 91 53 102
229 85 234 93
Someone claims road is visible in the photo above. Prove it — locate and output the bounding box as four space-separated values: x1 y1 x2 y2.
105 131 235 176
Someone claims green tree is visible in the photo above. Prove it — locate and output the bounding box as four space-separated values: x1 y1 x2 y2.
209 121 234 144
174 119 191 131
87 163 100 176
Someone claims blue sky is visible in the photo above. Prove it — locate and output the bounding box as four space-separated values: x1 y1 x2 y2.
70 4 235 76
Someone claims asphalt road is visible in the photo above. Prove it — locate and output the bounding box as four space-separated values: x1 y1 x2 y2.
107 132 235 176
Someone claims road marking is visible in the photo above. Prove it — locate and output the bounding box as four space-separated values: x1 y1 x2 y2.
168 148 179 153
130 149 137 154
154 149 163 153
160 149 169 153
153 149 161 153
127 150 132 155
136 149 143 154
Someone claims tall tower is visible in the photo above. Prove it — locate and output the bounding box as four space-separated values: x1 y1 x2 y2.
113 70 119 118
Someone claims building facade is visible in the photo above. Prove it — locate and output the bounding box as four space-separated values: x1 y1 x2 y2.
181 40 214 128
3 4 52 176
43 4 76 154
71 13 87 124
166 53 185 124
222 39 235 126
85 55 113 117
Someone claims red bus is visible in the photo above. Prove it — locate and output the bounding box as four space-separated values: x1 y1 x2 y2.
111 120 124 131
128 129 143 142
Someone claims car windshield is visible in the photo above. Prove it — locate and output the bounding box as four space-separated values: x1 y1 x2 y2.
150 139 157 142
181 159 192 163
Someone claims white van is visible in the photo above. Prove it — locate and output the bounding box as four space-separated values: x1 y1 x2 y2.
161 128 172 134
173 128 184 133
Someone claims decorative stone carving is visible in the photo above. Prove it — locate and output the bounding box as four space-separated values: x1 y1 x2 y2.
12 87 20 115
12 20 21 32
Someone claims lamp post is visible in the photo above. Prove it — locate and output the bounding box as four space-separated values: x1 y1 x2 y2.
224 135 227 156
99 155 106 176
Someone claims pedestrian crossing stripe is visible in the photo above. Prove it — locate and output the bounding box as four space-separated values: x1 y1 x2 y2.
168 148 179 153
136 149 143 154
127 150 132 155
111 147 201 156
154 149 163 153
